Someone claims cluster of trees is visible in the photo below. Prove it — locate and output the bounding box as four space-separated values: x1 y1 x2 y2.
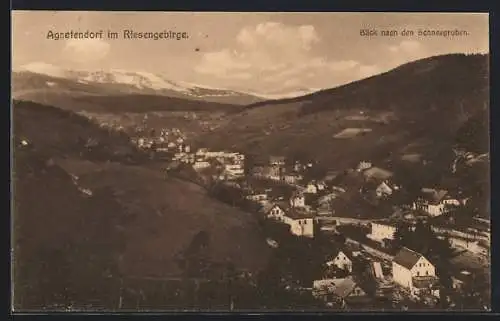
123 227 327 310
207 182 262 213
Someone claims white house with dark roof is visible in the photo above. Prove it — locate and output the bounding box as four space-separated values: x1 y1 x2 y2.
263 203 287 221
290 192 306 208
326 250 354 272
305 182 319 194
356 161 372 172
412 188 461 217
262 203 315 238
392 247 439 297
367 222 396 243
283 210 315 238
375 181 394 198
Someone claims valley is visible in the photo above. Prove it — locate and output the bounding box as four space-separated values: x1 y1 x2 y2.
11 53 490 311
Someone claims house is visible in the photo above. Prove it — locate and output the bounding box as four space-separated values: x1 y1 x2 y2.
193 161 211 170
262 202 315 237
316 181 327 191
263 203 287 220
412 188 461 217
283 210 315 238
375 181 393 198
224 164 245 179
267 166 283 181
392 247 439 297
313 277 367 305
283 173 303 184
269 155 286 167
356 161 373 172
334 277 367 303
293 161 305 172
305 182 318 194
367 222 396 243
448 237 489 256
326 250 353 273
287 217 315 238
245 193 268 202
290 192 306 208
312 278 345 301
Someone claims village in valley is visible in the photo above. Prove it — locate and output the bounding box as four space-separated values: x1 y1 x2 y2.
11 10 492 313
129 124 491 311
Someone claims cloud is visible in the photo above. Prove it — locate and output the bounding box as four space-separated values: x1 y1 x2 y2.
328 60 360 72
194 50 252 76
196 22 320 77
195 21 382 93
62 38 110 64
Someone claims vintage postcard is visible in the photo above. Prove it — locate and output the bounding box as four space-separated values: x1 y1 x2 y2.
11 11 490 312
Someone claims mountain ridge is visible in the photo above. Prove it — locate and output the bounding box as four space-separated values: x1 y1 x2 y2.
13 62 317 105
198 53 489 180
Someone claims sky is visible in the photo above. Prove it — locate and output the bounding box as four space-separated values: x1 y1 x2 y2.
12 11 489 94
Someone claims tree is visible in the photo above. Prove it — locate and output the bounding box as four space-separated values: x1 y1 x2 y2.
392 222 411 250
332 233 346 246
180 231 212 278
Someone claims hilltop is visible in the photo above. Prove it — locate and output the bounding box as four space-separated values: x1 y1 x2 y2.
199 54 489 180
12 72 246 114
12 100 145 162
12 101 271 310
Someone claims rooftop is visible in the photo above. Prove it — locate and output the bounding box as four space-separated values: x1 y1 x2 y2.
269 155 286 163
332 276 358 298
286 209 316 220
313 278 346 295
393 247 425 270
327 248 356 262
362 167 393 180
420 188 449 204
261 202 289 214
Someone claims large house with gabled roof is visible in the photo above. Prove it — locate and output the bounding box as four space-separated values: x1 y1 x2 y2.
392 247 440 298
262 202 315 238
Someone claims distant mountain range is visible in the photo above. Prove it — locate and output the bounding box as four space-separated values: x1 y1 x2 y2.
12 62 318 105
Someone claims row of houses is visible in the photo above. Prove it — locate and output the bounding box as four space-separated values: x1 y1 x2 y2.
366 220 490 256
250 155 315 184
193 148 246 179
312 246 441 307
262 203 316 238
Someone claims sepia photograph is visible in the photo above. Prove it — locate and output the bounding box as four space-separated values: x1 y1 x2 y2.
11 11 490 312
